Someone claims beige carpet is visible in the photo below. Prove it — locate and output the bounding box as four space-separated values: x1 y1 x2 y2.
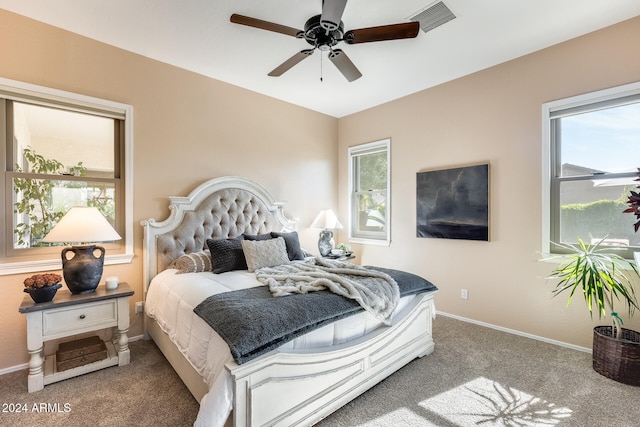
2 316 640 426
0 338 199 426
317 316 640 427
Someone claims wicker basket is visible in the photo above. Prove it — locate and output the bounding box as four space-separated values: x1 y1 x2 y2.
592 326 640 386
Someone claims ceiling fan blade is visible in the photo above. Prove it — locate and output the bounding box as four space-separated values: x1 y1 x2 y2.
321 0 348 31
230 14 303 38
328 49 362 82
268 49 315 77
344 21 420 44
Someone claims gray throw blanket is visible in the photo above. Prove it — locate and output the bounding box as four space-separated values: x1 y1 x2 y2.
256 258 400 325
193 265 437 364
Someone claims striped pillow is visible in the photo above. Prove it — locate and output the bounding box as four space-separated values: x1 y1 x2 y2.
168 250 213 274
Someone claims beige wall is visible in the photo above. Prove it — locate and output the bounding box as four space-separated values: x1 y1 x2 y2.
337 16 640 349
1 9 639 372
0 10 338 370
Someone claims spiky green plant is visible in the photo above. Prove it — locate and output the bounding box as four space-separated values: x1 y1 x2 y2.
545 237 640 339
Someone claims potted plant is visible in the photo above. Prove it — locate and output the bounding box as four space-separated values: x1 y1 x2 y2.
335 243 352 255
23 273 63 303
545 238 640 385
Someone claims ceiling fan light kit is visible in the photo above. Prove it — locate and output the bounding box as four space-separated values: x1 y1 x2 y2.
230 0 420 82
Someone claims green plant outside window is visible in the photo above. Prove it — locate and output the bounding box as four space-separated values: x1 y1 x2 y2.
12 148 116 248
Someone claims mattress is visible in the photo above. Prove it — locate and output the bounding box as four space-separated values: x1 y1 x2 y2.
145 265 417 426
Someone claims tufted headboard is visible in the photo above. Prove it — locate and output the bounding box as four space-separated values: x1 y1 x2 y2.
141 176 297 296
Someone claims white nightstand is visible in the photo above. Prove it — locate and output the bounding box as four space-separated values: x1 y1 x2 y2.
18 283 134 392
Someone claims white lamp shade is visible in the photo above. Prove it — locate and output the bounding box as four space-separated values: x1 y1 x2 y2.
42 206 121 244
310 209 343 230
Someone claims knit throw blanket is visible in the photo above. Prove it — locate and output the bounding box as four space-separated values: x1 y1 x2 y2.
255 258 400 325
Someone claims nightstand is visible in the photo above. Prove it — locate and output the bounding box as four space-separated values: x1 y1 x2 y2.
323 254 355 261
19 283 134 392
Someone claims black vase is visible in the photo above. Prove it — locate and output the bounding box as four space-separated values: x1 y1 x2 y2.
24 283 62 303
61 245 105 294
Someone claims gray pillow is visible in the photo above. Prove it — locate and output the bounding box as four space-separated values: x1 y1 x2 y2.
243 233 273 241
206 236 247 274
270 231 305 261
241 237 290 272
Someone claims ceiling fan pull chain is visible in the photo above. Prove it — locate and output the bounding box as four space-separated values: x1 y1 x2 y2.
320 52 324 82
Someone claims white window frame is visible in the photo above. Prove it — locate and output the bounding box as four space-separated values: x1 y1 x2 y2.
541 81 640 256
0 78 134 275
348 138 391 246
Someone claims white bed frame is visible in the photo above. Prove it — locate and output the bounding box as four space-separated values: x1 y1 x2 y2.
142 176 436 427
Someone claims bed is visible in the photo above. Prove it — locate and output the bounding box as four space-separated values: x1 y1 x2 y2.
141 176 437 427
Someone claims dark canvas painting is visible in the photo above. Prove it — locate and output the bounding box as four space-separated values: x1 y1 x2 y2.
416 164 489 241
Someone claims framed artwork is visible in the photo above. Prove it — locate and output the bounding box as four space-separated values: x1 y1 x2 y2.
416 163 489 241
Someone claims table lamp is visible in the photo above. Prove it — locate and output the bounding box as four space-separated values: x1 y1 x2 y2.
310 209 343 256
42 206 121 294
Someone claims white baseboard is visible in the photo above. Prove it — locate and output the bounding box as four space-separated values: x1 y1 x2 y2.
0 363 28 375
437 311 592 354
0 334 145 376
3 316 589 375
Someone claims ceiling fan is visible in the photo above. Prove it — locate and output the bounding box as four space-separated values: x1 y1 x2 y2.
230 0 420 82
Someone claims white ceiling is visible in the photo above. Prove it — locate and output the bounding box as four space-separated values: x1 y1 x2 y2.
1 0 639 118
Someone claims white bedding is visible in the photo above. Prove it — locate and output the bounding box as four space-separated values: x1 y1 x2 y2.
145 265 417 427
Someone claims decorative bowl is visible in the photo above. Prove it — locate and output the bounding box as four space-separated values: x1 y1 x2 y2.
24 283 62 303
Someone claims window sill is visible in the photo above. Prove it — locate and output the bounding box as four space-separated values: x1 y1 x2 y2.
539 251 640 270
0 253 134 276
348 237 390 247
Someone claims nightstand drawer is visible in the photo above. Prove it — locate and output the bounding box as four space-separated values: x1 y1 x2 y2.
42 300 118 337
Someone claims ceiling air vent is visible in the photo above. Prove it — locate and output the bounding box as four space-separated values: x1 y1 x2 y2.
409 1 456 33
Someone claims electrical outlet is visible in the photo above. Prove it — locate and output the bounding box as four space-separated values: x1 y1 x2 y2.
135 301 144 314
461 289 468 300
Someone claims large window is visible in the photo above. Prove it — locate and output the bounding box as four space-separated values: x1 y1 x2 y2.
543 82 640 257
348 139 390 245
1 78 133 274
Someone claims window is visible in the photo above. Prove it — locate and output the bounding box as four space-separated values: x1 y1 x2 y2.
348 139 390 245
542 82 640 258
0 78 133 274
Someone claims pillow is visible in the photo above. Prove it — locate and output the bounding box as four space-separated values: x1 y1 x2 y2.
243 233 273 241
167 250 212 274
241 237 290 272
270 231 305 261
206 236 247 274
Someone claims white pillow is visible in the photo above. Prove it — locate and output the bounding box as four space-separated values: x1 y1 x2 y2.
241 237 290 272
